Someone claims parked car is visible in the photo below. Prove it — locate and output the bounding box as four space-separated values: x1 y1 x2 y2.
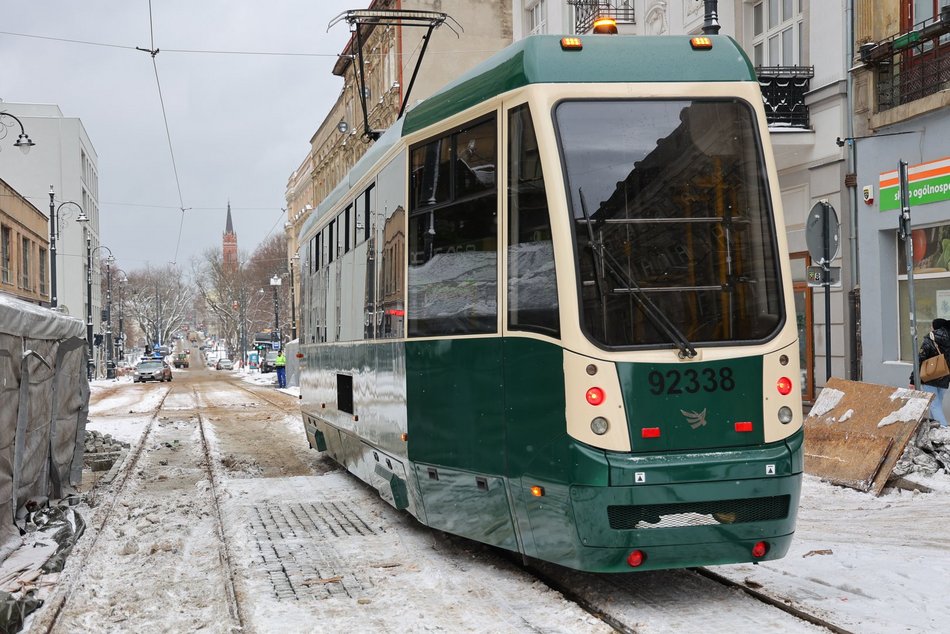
260 350 279 373
216 358 233 370
133 360 172 383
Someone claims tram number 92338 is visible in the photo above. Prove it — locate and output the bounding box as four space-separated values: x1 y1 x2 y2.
647 367 736 395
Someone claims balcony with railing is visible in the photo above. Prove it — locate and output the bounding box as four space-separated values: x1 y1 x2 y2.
860 8 950 112
567 0 635 34
756 66 815 129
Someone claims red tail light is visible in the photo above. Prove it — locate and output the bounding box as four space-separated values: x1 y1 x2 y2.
586 387 605 406
626 550 645 567
776 377 793 395
734 421 753 432
752 541 769 558
642 427 661 438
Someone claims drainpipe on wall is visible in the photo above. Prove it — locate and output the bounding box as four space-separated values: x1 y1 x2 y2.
845 0 862 380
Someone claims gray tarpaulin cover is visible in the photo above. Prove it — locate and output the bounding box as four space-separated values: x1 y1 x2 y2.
0 295 88 563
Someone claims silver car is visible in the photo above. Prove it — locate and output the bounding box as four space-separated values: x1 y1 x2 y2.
134 360 172 382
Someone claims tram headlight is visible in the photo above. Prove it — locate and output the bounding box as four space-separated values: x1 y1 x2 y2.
778 406 794 424
590 417 609 435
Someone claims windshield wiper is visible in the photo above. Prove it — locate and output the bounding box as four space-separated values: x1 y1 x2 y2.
579 188 697 359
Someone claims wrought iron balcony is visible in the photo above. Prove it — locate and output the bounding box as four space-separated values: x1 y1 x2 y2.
567 1 635 34
862 9 950 112
756 66 815 129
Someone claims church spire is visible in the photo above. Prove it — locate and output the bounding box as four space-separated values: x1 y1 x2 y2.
223 201 238 271
225 200 234 234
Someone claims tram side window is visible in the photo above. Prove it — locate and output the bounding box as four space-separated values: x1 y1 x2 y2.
408 115 498 337
361 184 375 243
508 105 559 337
343 206 352 254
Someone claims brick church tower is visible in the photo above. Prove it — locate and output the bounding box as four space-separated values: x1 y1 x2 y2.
223 202 238 271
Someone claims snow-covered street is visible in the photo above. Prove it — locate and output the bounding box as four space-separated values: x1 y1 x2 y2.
19 365 950 633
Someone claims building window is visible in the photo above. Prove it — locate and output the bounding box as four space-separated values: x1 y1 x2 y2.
21 237 32 290
39 248 48 296
526 0 547 35
1 226 10 284
898 223 950 362
752 0 804 67
408 115 498 337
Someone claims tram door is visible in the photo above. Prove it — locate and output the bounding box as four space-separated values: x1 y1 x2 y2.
790 252 815 403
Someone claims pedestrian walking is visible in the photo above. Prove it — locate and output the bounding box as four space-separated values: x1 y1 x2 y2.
914 318 950 427
275 349 287 389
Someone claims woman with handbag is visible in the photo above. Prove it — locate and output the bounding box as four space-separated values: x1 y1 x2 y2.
915 318 950 427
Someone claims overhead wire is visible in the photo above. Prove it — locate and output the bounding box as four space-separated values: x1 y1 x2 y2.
143 0 187 265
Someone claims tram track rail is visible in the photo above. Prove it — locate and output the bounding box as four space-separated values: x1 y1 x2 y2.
515 546 852 633
693 567 854 634
191 386 247 632
38 385 175 633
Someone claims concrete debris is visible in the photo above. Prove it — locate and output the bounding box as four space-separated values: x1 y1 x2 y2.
893 422 950 478
84 430 129 455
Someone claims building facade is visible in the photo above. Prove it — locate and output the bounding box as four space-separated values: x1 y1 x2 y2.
0 178 49 304
850 0 950 387
0 103 102 326
285 0 513 316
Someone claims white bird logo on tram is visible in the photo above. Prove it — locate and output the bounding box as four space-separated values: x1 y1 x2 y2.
681 408 708 429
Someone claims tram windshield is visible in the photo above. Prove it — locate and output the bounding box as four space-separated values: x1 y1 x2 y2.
556 99 783 349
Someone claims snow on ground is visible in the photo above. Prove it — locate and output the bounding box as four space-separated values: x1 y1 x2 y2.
716 472 950 634
66 379 950 633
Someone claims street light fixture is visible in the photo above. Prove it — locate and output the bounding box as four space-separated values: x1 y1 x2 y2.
0 111 36 154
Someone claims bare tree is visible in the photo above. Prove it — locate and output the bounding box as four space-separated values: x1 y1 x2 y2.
124 264 193 350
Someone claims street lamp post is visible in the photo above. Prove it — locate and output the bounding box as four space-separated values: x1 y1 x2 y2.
270 274 282 345
290 255 299 340
48 194 86 309
0 111 36 154
74 212 94 379
104 253 115 378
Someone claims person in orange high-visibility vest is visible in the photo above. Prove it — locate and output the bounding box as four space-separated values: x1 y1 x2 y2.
275 349 287 389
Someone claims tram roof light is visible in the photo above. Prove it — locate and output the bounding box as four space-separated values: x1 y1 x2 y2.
560 37 583 50
690 36 713 50
592 17 618 35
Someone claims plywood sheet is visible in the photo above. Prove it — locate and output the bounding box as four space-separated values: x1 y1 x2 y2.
804 377 930 495
804 426 893 491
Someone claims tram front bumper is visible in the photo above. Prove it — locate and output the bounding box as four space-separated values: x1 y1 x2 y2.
521 433 803 572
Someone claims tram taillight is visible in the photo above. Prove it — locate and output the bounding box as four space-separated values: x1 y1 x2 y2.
626 550 645 567
776 377 793 395
585 387 605 406
752 541 769 558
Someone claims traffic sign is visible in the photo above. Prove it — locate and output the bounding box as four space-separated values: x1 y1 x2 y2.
272 342 280 350
805 202 840 265
806 265 841 288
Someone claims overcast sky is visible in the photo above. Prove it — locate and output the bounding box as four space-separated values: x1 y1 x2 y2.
2 1 355 271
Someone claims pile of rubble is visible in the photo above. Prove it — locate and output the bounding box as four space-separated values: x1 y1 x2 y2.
83 430 130 472
893 423 950 478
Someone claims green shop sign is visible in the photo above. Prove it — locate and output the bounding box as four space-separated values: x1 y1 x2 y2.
879 157 950 212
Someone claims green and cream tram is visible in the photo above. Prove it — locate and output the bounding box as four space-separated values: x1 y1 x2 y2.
298 34 803 572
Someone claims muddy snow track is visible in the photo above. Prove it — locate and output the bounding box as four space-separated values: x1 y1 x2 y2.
36 382 247 634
